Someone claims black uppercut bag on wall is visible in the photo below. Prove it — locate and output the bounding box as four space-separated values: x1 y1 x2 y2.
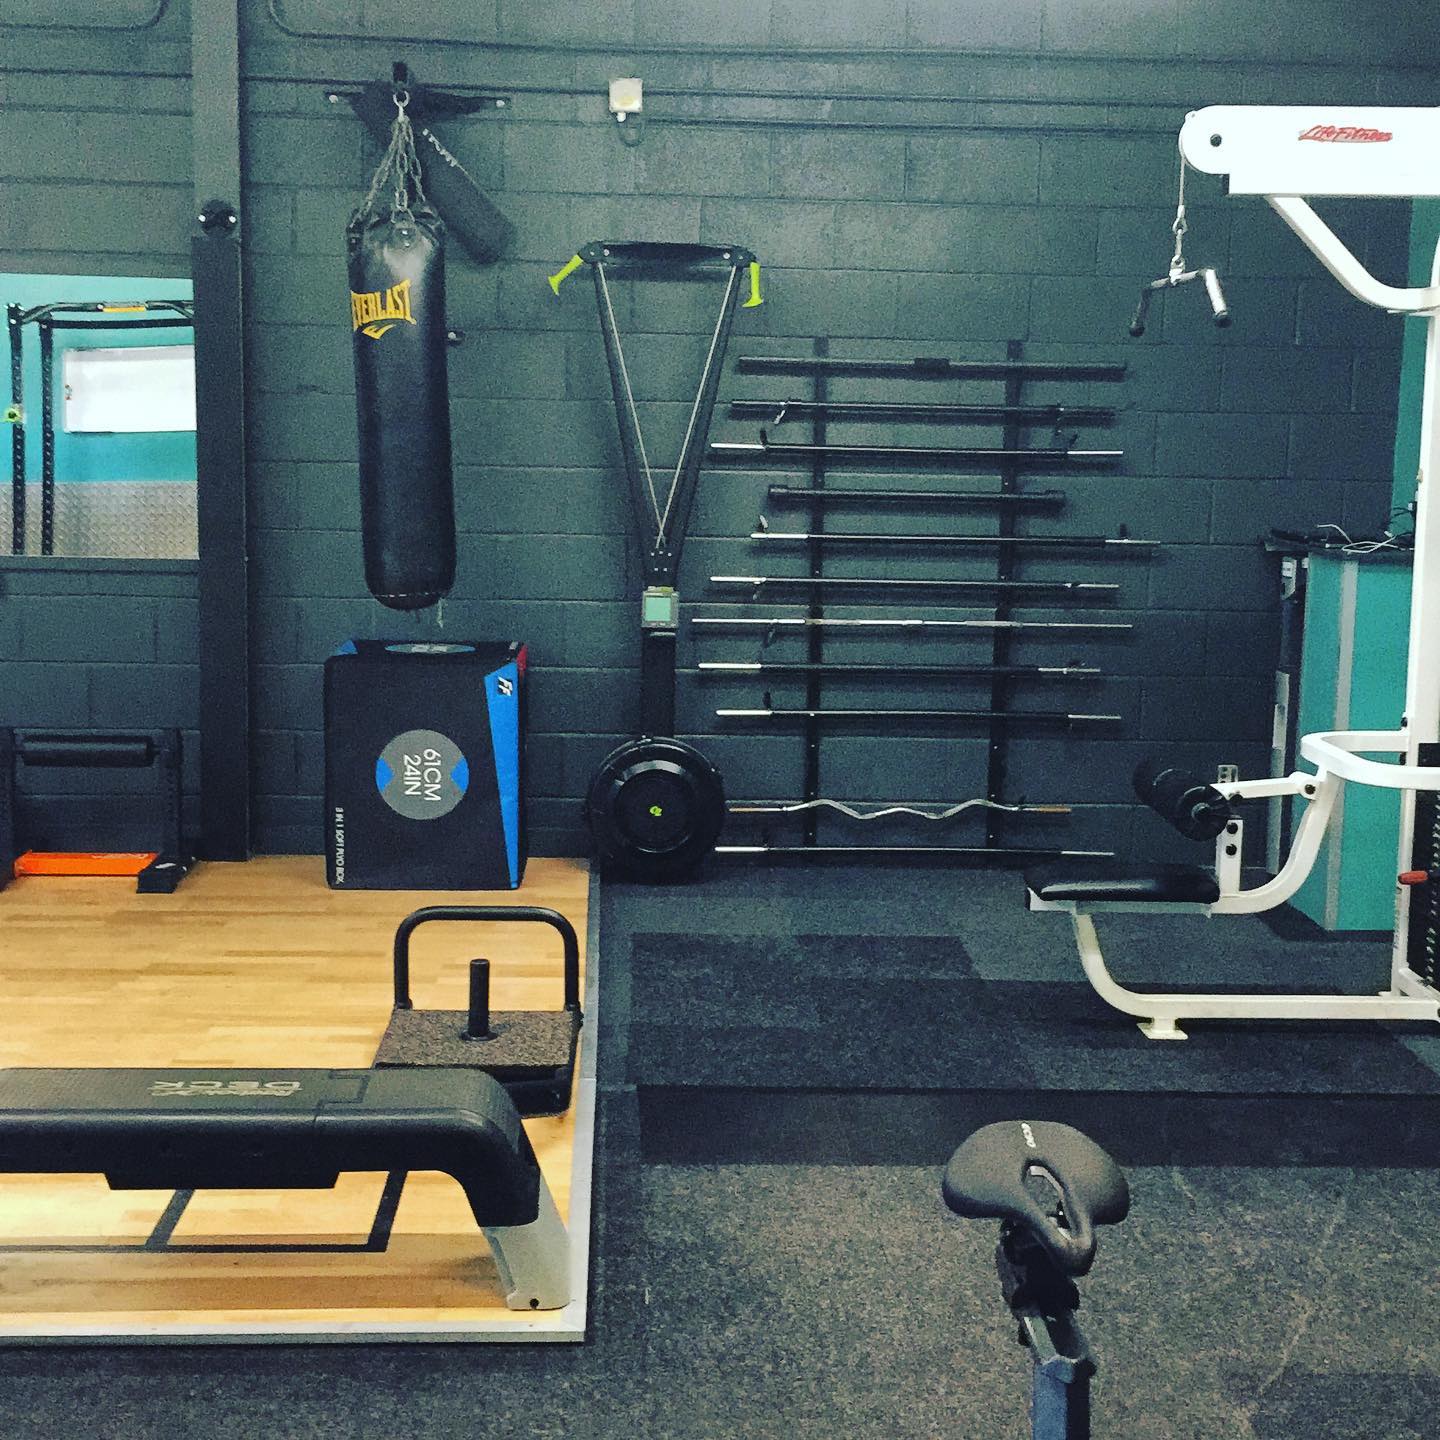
347 93 456 611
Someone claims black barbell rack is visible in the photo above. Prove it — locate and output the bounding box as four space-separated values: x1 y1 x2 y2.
703 342 1138 862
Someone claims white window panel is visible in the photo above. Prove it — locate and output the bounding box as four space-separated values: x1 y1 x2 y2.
62 344 197 433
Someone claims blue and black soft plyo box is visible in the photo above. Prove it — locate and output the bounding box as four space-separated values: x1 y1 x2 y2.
324 639 527 889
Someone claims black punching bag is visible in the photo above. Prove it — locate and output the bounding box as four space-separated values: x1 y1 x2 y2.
347 100 456 611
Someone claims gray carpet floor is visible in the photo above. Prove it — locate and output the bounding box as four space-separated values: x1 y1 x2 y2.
3 861 1440 1438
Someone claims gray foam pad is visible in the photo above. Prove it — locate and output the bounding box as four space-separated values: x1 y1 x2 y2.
374 1008 579 1074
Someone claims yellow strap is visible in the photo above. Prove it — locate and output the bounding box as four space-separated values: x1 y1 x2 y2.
100 304 148 313
743 261 763 308
547 254 584 295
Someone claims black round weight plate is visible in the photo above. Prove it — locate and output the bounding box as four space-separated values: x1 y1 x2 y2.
584 737 725 881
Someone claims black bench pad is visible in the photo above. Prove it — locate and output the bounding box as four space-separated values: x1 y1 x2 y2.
1025 859 1220 906
0 1066 541 1229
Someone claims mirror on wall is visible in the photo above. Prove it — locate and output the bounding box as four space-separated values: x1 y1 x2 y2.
3 272 197 560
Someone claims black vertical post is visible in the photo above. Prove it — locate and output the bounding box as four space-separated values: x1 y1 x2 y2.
0 729 14 888
191 0 251 861
7 305 23 555
985 339 1025 849
802 336 828 848
156 729 185 860
640 629 678 737
465 958 493 1040
37 319 55 557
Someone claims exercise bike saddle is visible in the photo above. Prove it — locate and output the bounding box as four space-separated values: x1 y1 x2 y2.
942 1121 1129 1277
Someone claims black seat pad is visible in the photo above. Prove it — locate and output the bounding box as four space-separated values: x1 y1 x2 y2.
1025 858 1219 905
943 1121 1129 1276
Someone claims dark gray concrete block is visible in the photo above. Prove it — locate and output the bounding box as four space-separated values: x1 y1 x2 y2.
1219 348 1354 416
1038 135 1173 208
1140 673 1272 743
19 596 156 664
906 135 1041 206
1298 281 1403 350
87 662 198 728
1289 413 1398 483
1154 413 1289 480
700 200 837 269
893 272 1029 342
1145 542 1274 612
906 0 1042 47
636 130 771 198
771 133 908 202
502 123 636 195
0 662 89 727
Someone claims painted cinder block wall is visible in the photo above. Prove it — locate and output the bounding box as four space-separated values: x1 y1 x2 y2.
0 0 1433 858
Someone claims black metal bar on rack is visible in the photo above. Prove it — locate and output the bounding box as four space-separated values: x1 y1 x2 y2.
736 356 1128 382
41 318 194 333
765 485 1067 507
713 439 1122 466
730 399 1117 425
717 707 1121 725
749 529 1152 550
699 661 1103 679
7 304 23 554
715 843 1115 858
988 339 1025 849
802 337 827 846
13 301 194 325
709 575 1119 597
729 798 1074 817
693 616 1132 632
37 318 55 557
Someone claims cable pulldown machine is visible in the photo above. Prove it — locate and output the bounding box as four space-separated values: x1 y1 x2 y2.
549 242 762 879
1028 105 1440 1038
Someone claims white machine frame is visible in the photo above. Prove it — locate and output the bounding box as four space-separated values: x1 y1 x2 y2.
1031 105 1440 1039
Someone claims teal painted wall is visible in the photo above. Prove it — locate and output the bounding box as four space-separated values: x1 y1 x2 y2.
1293 554 1410 931
1392 200 1440 509
4 272 195 485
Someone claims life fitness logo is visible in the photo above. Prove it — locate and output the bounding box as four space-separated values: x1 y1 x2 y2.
376 728 469 820
1299 124 1392 143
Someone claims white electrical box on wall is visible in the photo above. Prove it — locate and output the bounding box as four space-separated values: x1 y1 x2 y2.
62 344 197 433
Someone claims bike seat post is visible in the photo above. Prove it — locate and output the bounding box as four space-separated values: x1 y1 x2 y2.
1024 1307 1095 1440
998 1222 1096 1440
944 1123 1128 1440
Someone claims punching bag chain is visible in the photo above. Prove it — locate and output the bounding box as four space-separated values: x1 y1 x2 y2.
356 89 429 230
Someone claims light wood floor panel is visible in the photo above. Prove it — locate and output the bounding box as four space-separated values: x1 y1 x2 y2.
0 856 592 1342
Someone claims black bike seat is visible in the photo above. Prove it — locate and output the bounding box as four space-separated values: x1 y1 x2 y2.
942 1121 1130 1276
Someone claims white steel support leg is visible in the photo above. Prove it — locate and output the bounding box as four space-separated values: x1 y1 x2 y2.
482 1181 570 1311
1392 285 1440 990
1070 912 1440 1041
